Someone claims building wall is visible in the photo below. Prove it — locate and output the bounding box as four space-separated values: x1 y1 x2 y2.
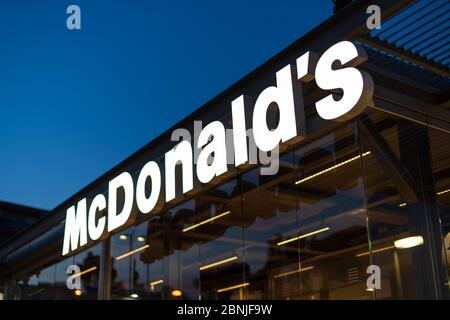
10 109 450 300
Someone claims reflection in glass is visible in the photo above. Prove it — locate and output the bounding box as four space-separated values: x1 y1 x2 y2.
359 111 442 299
111 216 164 300
429 127 450 298
197 179 244 300
9 107 450 300
241 153 302 299
293 122 371 300
15 244 101 300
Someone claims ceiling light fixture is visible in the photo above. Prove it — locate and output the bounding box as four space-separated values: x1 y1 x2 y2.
217 282 250 293
119 234 128 240
116 244 150 261
295 151 371 185
437 188 450 196
277 227 330 246
182 211 231 232
394 236 424 249
171 289 183 297
71 266 98 278
200 256 238 271
149 279 163 291
273 266 314 279
356 245 396 257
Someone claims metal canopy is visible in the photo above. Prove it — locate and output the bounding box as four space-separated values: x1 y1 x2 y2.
359 0 450 112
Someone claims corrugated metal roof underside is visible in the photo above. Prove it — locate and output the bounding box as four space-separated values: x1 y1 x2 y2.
360 42 450 91
370 0 449 69
356 0 450 96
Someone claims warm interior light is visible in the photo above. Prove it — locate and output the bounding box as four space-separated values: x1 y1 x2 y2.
130 293 138 298
273 266 314 279
217 282 250 293
71 266 97 278
116 244 150 261
74 289 82 296
200 256 238 271
437 188 450 196
171 289 183 297
356 236 424 257
394 236 424 249
366 288 374 292
397 188 449 208
295 151 371 185
182 211 231 232
149 279 163 291
356 245 396 257
119 234 128 240
277 227 330 246
137 236 145 242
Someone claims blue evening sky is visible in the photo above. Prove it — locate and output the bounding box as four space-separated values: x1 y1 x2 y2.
0 1 332 210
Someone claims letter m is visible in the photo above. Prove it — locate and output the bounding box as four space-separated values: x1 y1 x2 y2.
62 198 88 255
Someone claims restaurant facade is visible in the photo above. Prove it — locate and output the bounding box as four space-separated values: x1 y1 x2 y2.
0 0 449 300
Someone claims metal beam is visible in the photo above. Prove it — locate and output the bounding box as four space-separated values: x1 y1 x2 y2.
437 88 450 109
362 61 441 96
370 99 450 134
359 115 419 203
98 238 111 300
359 36 450 78
372 84 450 124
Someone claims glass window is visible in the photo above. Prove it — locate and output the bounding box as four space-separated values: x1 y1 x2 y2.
359 111 444 299
429 126 450 299
294 121 371 300
16 265 55 300
241 152 301 299
111 216 164 300
164 199 200 300
195 179 244 300
15 244 101 300
15 110 443 301
110 178 246 300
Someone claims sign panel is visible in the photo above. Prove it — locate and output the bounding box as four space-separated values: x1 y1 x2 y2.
62 41 374 255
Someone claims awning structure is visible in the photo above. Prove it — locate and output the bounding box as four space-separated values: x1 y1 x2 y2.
366 0 449 72
358 0 449 107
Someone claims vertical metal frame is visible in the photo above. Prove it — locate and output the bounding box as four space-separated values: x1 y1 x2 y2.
98 238 111 300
